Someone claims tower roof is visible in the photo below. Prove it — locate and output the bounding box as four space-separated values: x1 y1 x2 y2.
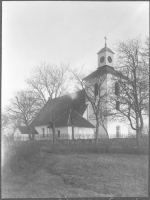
97 46 115 54
83 65 127 81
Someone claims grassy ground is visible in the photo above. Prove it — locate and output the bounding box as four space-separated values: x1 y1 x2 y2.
2 152 148 198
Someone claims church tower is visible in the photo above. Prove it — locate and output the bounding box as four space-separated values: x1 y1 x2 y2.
83 37 129 139
97 37 115 68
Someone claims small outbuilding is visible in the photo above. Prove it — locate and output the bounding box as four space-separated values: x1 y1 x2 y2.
14 126 38 141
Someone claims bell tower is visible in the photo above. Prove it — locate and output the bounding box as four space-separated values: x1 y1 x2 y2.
97 37 115 68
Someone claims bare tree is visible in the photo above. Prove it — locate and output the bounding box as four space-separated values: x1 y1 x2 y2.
46 99 71 142
70 67 110 145
108 37 149 149
140 36 149 117
26 62 71 105
6 90 42 140
1 112 10 134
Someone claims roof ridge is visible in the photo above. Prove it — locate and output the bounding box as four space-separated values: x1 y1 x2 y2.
47 89 85 102
71 109 95 128
83 65 127 81
55 109 69 122
73 109 89 120
97 46 115 54
67 109 72 126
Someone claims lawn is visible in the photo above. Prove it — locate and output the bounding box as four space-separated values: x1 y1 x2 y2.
2 152 148 198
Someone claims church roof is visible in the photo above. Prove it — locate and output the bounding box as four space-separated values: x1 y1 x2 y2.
97 46 115 54
30 90 87 127
83 65 127 81
47 109 95 128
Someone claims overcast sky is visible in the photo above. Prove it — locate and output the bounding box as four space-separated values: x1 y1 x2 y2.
2 1 149 110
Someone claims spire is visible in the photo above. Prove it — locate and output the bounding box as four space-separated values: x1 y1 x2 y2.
104 36 107 47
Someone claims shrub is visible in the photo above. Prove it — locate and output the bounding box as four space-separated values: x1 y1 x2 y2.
40 138 149 155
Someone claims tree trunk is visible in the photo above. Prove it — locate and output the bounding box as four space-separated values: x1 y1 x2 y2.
139 114 144 138
27 125 32 141
52 123 56 143
95 121 99 145
136 115 142 151
136 128 142 151
32 134 35 141
102 125 110 152
72 126 74 140
102 125 109 139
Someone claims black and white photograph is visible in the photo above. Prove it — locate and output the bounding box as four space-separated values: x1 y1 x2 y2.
2 1 149 198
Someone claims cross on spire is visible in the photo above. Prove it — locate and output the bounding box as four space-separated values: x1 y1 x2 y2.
104 36 107 47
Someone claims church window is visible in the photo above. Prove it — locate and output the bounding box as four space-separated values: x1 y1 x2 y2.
116 125 120 138
57 130 60 138
94 83 98 96
86 104 89 120
115 82 119 96
42 128 45 138
116 101 120 110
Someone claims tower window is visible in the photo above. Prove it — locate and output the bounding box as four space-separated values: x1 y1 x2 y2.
116 101 120 110
100 56 105 63
115 82 119 96
94 83 98 96
108 56 112 63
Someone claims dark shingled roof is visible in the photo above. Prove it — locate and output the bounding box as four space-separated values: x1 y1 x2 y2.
83 65 127 81
48 109 95 128
17 126 38 134
97 46 115 54
30 90 87 127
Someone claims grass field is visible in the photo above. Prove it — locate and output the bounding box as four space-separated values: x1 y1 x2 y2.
2 152 148 198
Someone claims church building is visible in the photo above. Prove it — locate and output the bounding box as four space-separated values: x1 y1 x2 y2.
14 38 133 141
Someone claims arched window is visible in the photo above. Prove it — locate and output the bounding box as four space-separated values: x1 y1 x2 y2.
94 82 98 96
116 125 120 138
116 101 120 110
42 128 45 139
57 130 60 138
115 82 119 96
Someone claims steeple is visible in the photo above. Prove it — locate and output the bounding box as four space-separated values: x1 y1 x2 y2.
97 37 115 68
104 36 107 47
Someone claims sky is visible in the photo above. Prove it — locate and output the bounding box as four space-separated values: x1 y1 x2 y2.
2 1 149 110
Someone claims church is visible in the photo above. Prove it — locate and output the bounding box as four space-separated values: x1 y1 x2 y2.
14 38 132 141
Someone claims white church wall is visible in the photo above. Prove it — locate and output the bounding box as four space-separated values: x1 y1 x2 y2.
82 106 88 120
98 124 108 138
35 125 52 140
55 127 70 139
106 74 127 138
68 126 95 139
35 126 71 140
107 121 129 138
